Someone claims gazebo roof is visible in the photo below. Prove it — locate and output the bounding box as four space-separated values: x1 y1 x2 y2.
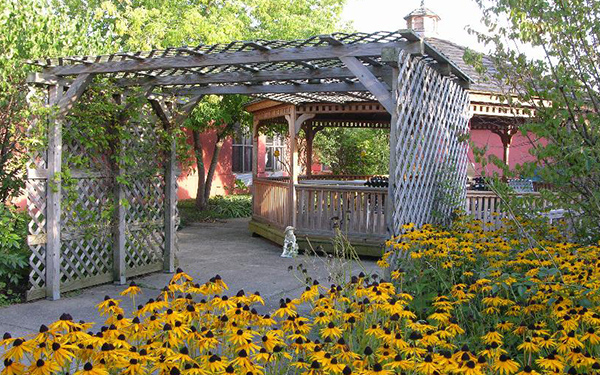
27 30 471 106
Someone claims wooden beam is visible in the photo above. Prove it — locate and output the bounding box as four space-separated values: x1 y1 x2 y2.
148 96 173 126
161 82 368 96
147 94 202 273
423 43 471 88
294 113 316 135
27 72 72 86
55 73 93 118
339 56 395 114
116 66 391 87
173 94 203 124
45 41 410 76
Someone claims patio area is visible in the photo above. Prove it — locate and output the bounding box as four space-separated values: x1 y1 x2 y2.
0 218 378 339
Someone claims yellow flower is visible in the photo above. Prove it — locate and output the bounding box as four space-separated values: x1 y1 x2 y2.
120 282 142 297
320 323 342 339
74 362 109 375
1 359 25 375
492 355 520 375
414 355 438 375
536 353 564 372
2 339 34 361
27 359 61 375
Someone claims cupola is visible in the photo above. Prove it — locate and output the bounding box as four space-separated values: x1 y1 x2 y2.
404 0 441 37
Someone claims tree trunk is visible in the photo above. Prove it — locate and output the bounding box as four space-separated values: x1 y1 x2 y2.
203 129 226 203
192 129 208 210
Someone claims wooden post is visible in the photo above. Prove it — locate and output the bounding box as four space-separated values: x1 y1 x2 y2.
285 108 298 227
113 96 126 285
113 171 126 283
386 67 399 236
305 124 314 178
492 126 516 172
148 95 202 273
164 135 177 273
44 74 94 300
252 118 260 180
45 84 63 301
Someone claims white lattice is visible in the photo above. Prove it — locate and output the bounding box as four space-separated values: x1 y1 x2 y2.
26 117 174 300
390 51 471 235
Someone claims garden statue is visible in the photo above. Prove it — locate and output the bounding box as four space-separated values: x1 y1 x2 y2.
281 226 299 258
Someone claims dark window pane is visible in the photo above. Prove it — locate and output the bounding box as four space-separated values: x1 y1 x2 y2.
232 145 243 173
244 147 252 173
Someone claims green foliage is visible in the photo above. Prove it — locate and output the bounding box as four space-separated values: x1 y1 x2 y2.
0 206 29 305
313 128 390 175
0 0 104 204
466 0 600 242
178 195 252 226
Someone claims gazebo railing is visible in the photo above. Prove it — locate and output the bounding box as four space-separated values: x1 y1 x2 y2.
252 178 291 228
296 184 387 238
465 190 557 230
465 191 505 229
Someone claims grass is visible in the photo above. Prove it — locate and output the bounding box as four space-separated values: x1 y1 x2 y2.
178 194 252 227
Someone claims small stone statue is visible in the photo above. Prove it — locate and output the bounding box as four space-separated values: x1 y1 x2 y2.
281 226 299 258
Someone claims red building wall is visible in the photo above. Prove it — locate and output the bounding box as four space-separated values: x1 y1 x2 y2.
177 129 236 200
468 128 541 176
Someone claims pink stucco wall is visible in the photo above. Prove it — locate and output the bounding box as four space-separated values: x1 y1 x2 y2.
177 129 236 200
468 128 540 176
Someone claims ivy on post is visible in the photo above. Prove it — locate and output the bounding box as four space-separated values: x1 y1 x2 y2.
148 94 202 273
45 73 93 300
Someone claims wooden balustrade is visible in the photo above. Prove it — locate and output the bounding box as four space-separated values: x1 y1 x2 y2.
295 184 388 237
252 178 291 228
465 191 504 229
465 190 547 230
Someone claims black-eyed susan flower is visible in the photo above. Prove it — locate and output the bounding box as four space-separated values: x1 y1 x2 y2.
1 358 25 375
27 359 61 375
536 353 565 372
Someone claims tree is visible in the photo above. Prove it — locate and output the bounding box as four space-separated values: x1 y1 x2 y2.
467 0 600 241
188 95 252 209
0 0 104 204
313 128 390 176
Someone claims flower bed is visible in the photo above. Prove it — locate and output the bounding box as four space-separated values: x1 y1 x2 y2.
1 218 599 375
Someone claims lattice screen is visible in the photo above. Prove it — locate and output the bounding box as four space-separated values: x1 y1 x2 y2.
26 115 172 300
389 50 471 235
123 124 166 276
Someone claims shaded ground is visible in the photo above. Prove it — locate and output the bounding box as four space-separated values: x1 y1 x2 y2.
0 218 378 339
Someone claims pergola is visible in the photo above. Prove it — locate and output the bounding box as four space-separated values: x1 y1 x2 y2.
26 30 472 300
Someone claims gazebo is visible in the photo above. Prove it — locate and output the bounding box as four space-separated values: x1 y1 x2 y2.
25 30 471 300
244 95 530 255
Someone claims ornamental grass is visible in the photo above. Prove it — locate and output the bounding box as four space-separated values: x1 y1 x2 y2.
2 217 600 375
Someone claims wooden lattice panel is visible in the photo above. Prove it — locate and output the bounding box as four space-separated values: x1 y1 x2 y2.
390 51 471 234
123 124 166 275
26 116 172 300
26 178 47 296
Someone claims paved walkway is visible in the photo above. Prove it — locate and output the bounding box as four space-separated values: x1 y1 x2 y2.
0 218 378 339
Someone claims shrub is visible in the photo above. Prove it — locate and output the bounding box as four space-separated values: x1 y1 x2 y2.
178 194 252 226
0 205 29 305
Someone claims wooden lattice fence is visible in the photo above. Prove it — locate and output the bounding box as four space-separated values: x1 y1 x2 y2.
389 50 471 235
25 89 177 301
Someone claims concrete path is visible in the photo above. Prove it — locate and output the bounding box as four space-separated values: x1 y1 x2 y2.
0 218 378 339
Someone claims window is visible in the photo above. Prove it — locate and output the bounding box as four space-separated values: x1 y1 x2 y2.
232 133 253 173
265 135 286 172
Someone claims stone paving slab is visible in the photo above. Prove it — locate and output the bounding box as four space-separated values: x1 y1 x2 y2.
0 218 379 339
